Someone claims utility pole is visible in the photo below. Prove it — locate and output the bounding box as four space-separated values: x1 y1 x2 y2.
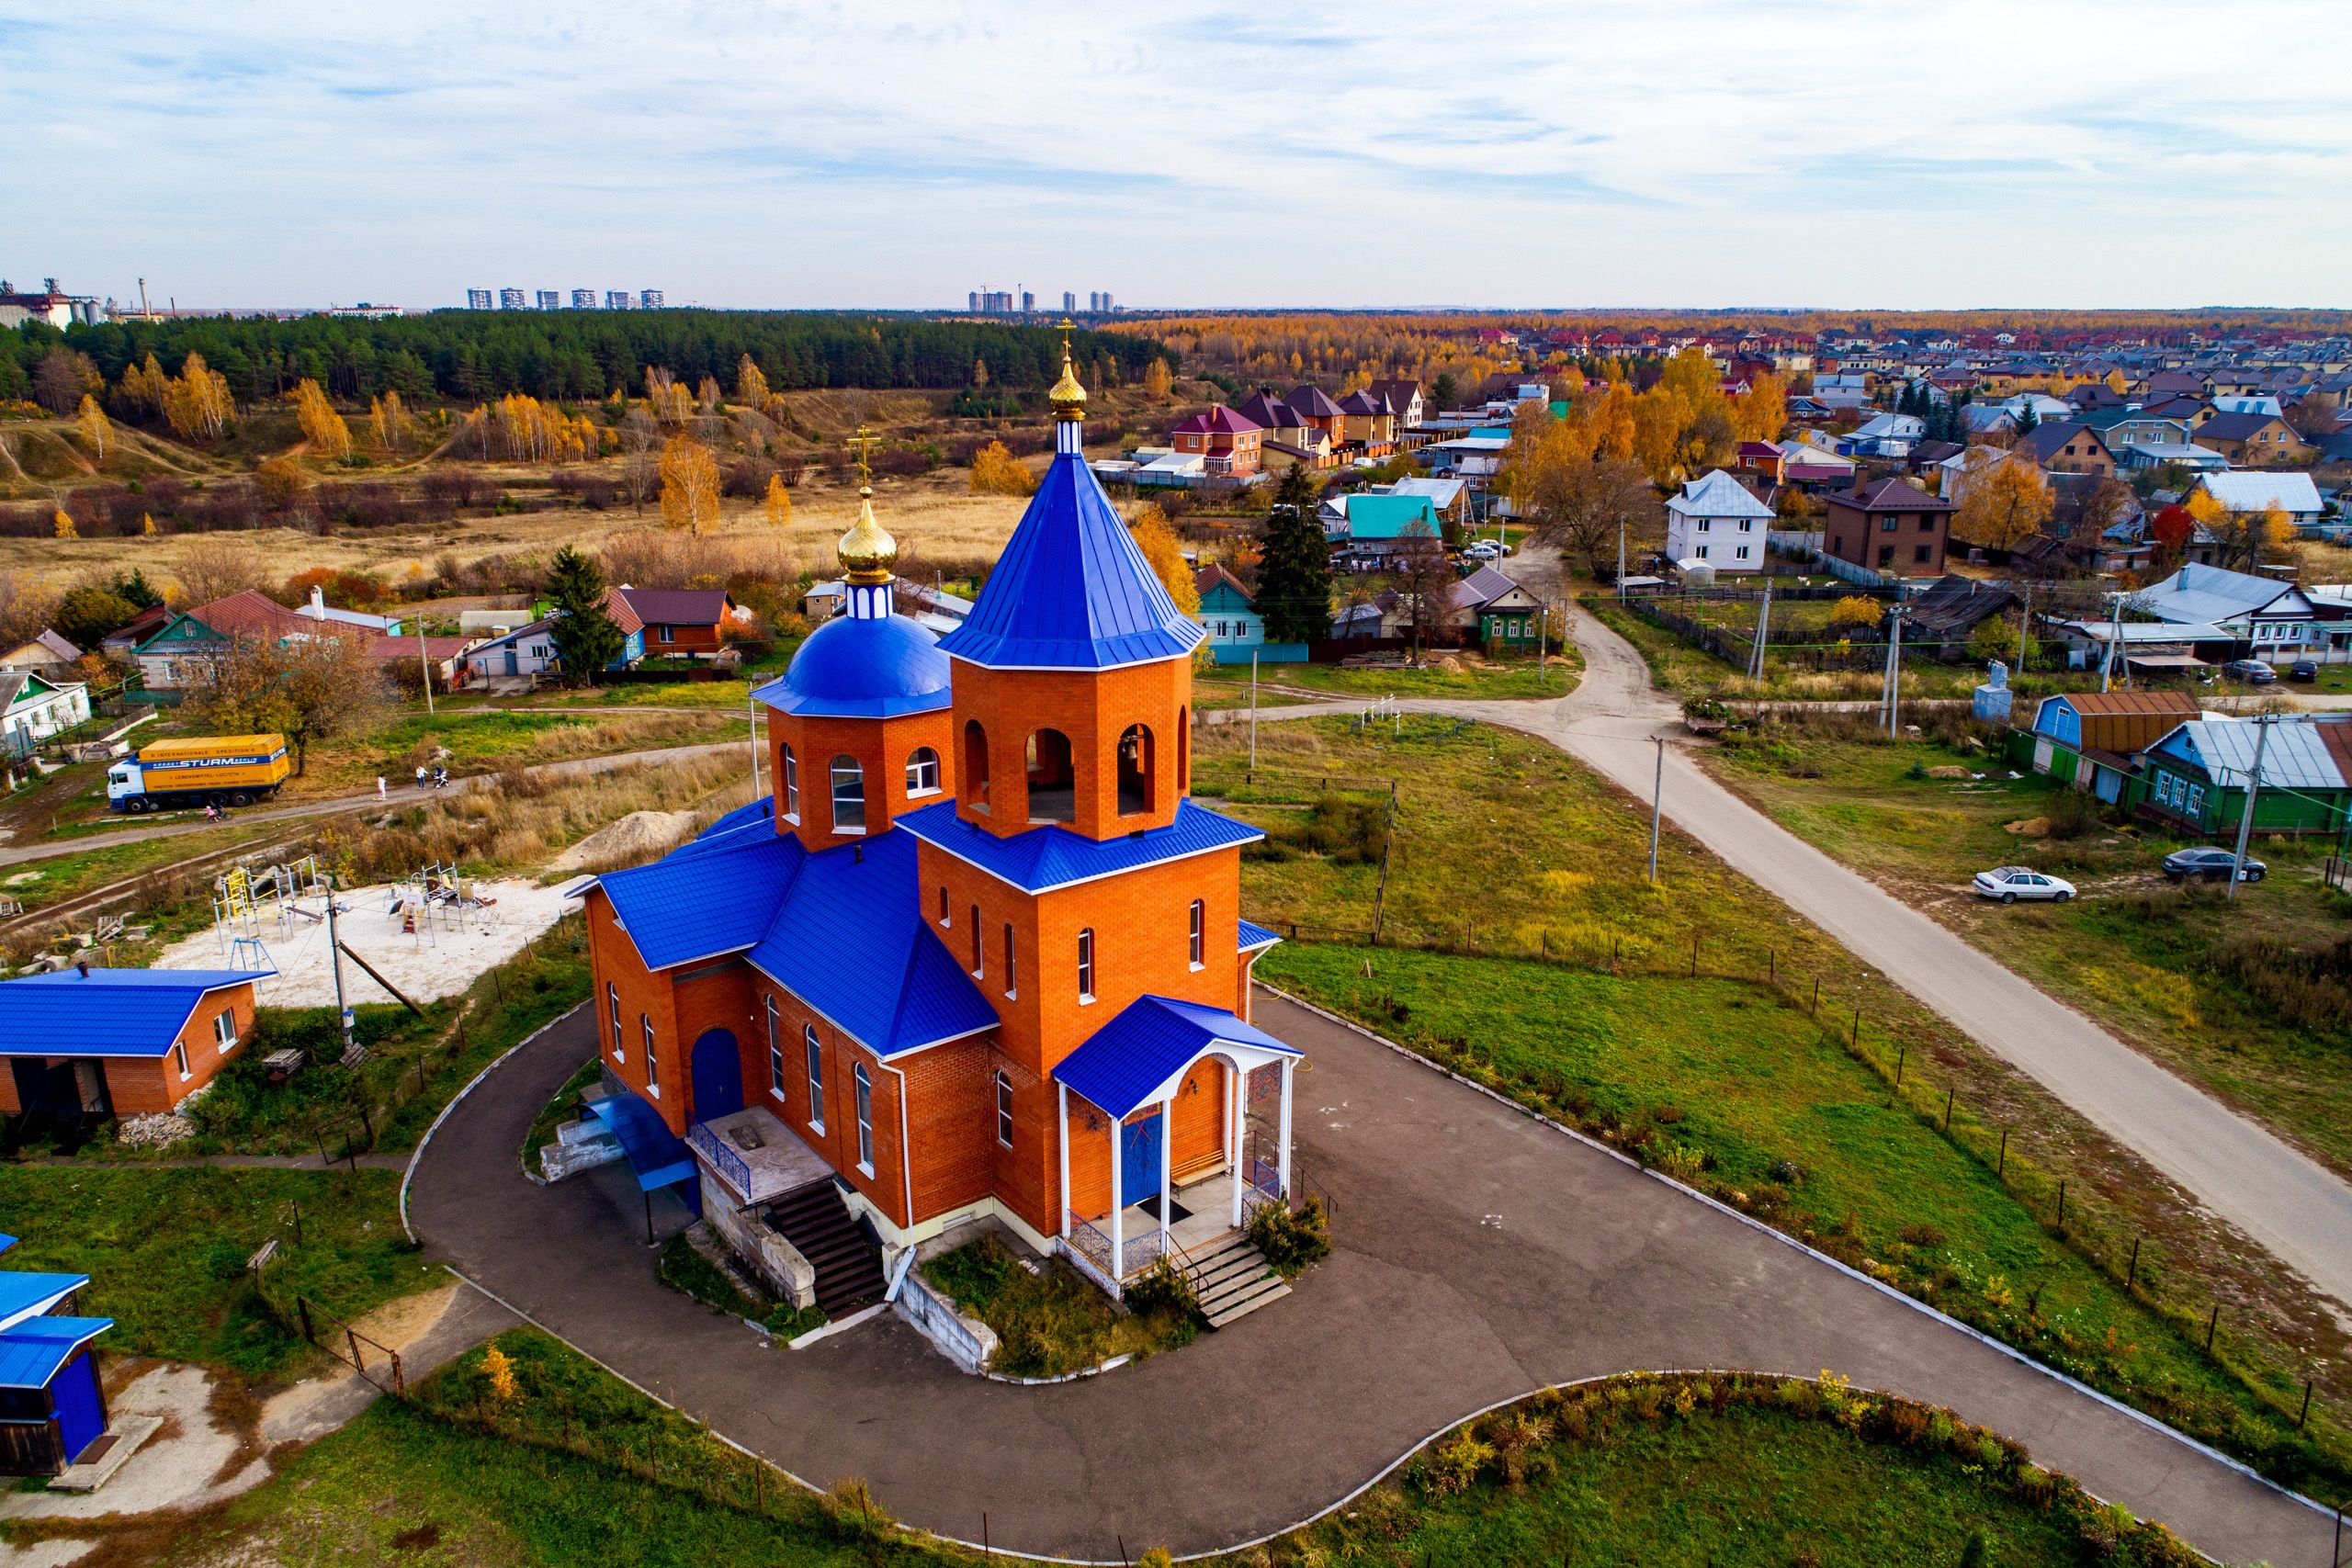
1617 515 1627 602
2102 589 2123 694
323 874 354 1060
1648 737 1665 884
2227 715 2272 904
416 616 435 716
1248 651 1260 772
1882 605 1905 735
1749 580 1773 682
2016 581 2033 672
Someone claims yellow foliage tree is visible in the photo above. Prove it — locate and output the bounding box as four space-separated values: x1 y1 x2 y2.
968 440 1038 497
763 472 794 528
481 1343 520 1404
1142 358 1173 401
76 395 110 462
1129 503 1210 671
1951 458 2051 551
695 376 721 412
117 352 168 412
736 354 770 409
369 389 411 456
291 378 352 461
161 352 234 441
52 509 76 539
1828 594 1883 628
645 367 694 426
256 456 312 507
658 435 722 534
1589 379 1637 463
142 513 158 536
1731 374 1787 445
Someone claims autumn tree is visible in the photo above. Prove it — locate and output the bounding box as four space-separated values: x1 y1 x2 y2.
1951 458 2051 552
51 509 76 540
736 353 770 409
161 352 235 441
1142 357 1174 401
53 586 138 649
369 389 412 456
658 435 723 534
75 395 110 463
116 353 168 413
1387 521 1456 665
2187 489 2290 571
763 472 794 528
32 348 98 415
1254 466 1332 643
1128 504 1199 615
1827 594 1885 631
187 629 389 775
968 440 1038 497
256 456 313 508
645 367 693 426
291 378 353 461
1540 457 1663 578
174 535 269 604
545 546 623 685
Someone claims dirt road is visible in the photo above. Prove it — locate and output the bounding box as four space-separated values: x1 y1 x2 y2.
1264 605 2352 1312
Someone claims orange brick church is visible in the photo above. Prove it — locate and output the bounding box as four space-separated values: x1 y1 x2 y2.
578 344 1302 1309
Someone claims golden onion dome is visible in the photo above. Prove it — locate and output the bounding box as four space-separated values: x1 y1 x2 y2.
1048 349 1088 419
837 486 898 584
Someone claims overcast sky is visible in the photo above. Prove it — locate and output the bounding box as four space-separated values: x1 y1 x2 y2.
8 1 2349 312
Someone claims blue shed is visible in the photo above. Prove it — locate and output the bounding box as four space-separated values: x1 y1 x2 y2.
0 1236 114 1474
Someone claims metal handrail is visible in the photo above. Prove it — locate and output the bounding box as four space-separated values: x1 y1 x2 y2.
685 1121 751 1197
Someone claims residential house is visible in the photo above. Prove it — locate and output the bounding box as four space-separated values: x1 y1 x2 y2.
369 635 476 692
1236 389 1332 469
1283 386 1346 449
463 617 561 682
1167 405 1265 479
0 631 82 677
2081 409 2196 452
2024 691 2201 804
1904 574 2018 645
2143 370 2214 401
1824 478 1955 577
1664 468 1774 574
1383 476 1471 529
1841 412 1924 458
2018 422 2118 478
613 587 745 660
1419 434 1510 487
2139 716 2352 836
2116 441 2229 476
2191 411 2313 466
2192 471 2324 530
1448 565 1547 650
1333 390 1396 454
98 604 169 660
1368 379 1425 429
130 590 402 700
0 966 269 1121
2134 561 2322 657
0 671 92 759
1193 562 1303 663
1326 493 1442 570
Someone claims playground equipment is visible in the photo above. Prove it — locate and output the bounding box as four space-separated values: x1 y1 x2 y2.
209 854 327 973
385 861 501 945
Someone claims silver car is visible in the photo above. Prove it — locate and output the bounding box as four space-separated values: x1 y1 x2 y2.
1972 866 2076 904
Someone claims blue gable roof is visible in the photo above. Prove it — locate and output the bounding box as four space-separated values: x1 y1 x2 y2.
934 453 1204 671
0 1316 111 1391
897 798 1262 895
0 969 269 1059
594 832 805 970
1053 995 1300 1121
0 1271 86 1334
747 829 997 1056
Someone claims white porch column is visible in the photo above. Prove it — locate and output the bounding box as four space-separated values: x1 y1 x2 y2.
1159 1093 1174 1258
1107 1110 1123 1281
1227 1059 1244 1230
1057 1081 1071 1240
1277 1057 1295 1201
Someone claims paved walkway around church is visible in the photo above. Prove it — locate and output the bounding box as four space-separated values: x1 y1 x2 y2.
407 1000 2339 1566
1254 606 2352 1315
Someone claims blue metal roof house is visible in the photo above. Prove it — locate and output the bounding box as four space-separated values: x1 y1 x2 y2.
0 1235 114 1475
0 966 269 1127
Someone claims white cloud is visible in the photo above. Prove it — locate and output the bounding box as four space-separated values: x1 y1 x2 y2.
6 0 2349 308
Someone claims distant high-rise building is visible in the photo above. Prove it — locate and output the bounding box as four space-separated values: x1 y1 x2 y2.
640 288 664 310
499 287 526 310
1101 292 1114 313
571 288 595 309
1087 290 1102 312
1062 290 1076 313
968 290 980 313
1020 288 1034 314
467 288 494 310
605 290 631 310
536 289 560 310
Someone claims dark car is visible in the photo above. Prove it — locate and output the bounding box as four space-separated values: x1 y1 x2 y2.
2288 659 2320 682
2163 846 2266 883
2221 659 2278 684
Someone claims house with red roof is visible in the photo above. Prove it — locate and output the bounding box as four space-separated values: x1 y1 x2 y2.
572 350 1305 1330
1167 403 1265 479
613 586 746 659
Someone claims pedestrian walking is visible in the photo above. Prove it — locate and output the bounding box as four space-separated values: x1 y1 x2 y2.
414 764 428 789
377 775 388 801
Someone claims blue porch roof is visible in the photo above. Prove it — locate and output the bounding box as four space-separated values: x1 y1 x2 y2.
934 453 1204 670
0 1271 86 1334
1238 918 1283 952
0 970 270 1059
898 798 1262 895
0 1316 111 1391
583 1089 695 1192
1053 995 1301 1122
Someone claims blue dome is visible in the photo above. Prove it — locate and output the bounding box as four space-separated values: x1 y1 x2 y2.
754 613 953 718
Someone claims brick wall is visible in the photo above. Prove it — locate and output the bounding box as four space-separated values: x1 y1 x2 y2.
0 981 257 1117
949 658 1192 839
765 706 956 852
585 889 686 1133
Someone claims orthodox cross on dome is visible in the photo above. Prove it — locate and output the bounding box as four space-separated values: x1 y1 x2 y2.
836 423 898 613
1049 319 1089 455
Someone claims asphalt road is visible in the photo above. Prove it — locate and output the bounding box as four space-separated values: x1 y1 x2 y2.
1264 607 2352 1314
410 1000 2340 1566
0 740 752 871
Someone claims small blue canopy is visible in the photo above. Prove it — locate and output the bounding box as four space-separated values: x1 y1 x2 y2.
584 1090 695 1193
0 1316 111 1391
1054 996 1300 1122
0 1272 88 1334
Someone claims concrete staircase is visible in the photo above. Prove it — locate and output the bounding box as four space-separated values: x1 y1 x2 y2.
767 1182 886 1315
1185 1235 1289 1328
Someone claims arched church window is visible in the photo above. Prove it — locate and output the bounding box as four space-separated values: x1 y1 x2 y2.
1025 728 1075 823
906 746 941 796
1116 724 1155 816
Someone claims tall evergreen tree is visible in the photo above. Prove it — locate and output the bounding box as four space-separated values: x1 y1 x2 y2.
546 546 623 685
1255 467 1334 644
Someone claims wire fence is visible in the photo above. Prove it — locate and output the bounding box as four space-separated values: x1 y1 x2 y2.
1256 919 2348 1492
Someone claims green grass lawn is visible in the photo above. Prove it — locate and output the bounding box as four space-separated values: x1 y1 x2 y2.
1702 713 2352 1180
922 1235 1195 1377
1257 944 2346 1499
128 1330 2196 1567
0 1166 425 1380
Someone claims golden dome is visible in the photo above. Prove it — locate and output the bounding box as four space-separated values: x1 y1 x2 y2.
1049 319 1088 420
838 487 898 584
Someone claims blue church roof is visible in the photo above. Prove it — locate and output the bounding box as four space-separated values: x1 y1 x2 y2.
593 832 806 970
935 453 1206 670
1053 995 1300 1121
0 969 272 1059
755 613 953 718
897 798 1262 895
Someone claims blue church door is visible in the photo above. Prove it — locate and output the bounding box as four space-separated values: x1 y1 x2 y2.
1120 1109 1162 1208
51 1351 103 1462
690 1030 743 1124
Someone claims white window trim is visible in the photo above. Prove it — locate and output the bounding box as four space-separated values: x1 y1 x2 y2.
608 983 625 1061
214 1009 239 1054
175 1040 191 1080
766 996 785 1100
996 1070 1014 1149
804 1024 826 1134
643 1014 660 1099
1188 899 1205 972
1002 923 1018 1001
854 1062 875 1177
782 746 800 825
1077 927 1096 1005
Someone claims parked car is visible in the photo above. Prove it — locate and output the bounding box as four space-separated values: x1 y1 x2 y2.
2288 659 2319 682
2222 659 2278 684
2162 846 2266 883
1464 541 1502 561
1971 866 2076 904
